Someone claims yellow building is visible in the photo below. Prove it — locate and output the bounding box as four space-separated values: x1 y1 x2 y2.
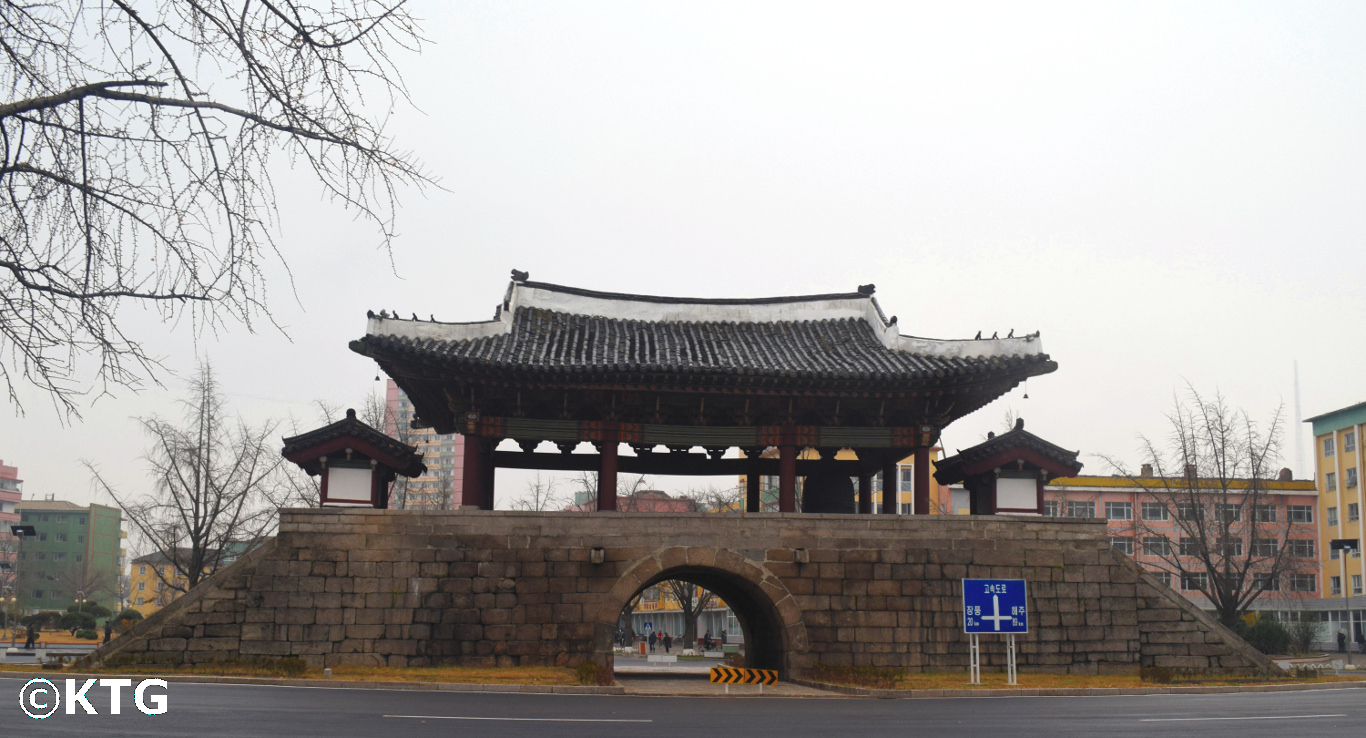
1308 401 1366 599
129 552 191 616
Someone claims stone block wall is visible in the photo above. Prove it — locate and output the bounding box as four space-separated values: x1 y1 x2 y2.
86 510 1275 676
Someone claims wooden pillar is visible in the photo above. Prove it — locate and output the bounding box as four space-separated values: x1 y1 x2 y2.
598 434 619 511
858 474 873 514
460 433 483 509
779 444 797 513
745 449 762 513
881 454 898 514
913 446 931 515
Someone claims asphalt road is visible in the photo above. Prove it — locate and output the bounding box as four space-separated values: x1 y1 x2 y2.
3 675 1365 737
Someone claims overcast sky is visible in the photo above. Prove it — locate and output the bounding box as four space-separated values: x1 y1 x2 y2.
7 1 1365 519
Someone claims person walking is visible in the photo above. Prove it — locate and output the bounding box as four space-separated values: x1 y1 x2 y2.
648 630 657 653
24 622 36 649
663 632 672 653
1340 628 1348 654
103 619 113 645
704 630 712 651
721 629 727 646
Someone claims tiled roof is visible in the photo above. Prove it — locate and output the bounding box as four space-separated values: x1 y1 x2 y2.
934 419 1083 484
281 409 426 478
14 500 85 511
352 279 1055 389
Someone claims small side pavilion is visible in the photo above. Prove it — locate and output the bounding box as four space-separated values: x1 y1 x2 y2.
932 418 1083 515
349 272 1057 514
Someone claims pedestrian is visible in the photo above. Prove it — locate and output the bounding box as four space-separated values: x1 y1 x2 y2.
648 630 657 653
103 619 112 645
721 629 727 645
704 630 712 650
664 632 672 653
24 622 36 649
1340 628 1348 654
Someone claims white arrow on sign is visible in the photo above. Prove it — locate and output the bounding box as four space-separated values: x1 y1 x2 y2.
982 594 1012 631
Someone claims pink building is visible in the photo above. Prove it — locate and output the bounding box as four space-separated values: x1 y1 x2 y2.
1043 467 1320 605
0 459 22 589
384 380 466 509
565 489 695 513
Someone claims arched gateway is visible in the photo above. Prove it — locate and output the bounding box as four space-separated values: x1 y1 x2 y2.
83 275 1278 678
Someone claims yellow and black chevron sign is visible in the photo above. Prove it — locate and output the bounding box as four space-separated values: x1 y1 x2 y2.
709 666 778 685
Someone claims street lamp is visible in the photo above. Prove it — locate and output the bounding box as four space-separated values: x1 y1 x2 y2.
1 585 15 645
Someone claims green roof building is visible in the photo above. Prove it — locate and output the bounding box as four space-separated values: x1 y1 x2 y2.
15 500 124 612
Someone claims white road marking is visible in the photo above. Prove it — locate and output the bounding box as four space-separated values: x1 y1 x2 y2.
384 714 652 723
1140 714 1346 722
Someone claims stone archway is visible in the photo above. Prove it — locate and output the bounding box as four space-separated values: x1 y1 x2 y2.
594 546 807 676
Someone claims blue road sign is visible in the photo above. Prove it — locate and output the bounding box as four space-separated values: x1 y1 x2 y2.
644 622 653 631
962 579 1028 634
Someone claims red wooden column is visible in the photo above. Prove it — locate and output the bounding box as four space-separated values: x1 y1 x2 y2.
460 433 484 509
880 454 898 514
913 446 931 515
598 429 619 511
778 443 797 513
481 439 497 510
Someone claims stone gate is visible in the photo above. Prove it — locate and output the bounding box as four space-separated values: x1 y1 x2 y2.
88 509 1274 677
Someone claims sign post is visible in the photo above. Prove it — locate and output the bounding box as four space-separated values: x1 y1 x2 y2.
962 579 1028 685
1332 539 1359 666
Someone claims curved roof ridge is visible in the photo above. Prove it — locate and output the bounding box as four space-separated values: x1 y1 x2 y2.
518 279 872 307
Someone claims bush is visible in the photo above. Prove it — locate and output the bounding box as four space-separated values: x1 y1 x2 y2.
1239 616 1292 655
112 609 144 633
1285 616 1319 655
575 660 600 685
75 629 98 640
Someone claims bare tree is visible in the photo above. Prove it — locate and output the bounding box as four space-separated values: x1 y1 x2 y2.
1102 386 1298 628
2 1 433 417
663 579 716 648
684 483 743 513
512 473 565 512
88 361 281 592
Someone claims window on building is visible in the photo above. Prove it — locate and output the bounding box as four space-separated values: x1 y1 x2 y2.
32 589 43 599
1287 505 1314 524
157 582 165 591
1328 473 1338 492
55 533 67 542
52 552 65 561
1332 547 1341 560
1332 576 1343 595
1182 572 1209 591
35 552 45 560
899 503 914 515
1329 507 1339 526
1141 502 1169 521
1284 538 1316 557
1352 503 1361 522
1067 501 1095 518
1350 468 1359 490
138 565 146 575
55 514 65 523
1252 538 1278 557
1348 431 1358 453
1326 437 1337 457
1143 537 1171 556
1176 502 1203 521
1105 502 1133 521
1220 539 1243 557
1150 570 1172 587
1179 538 1199 556
75 554 82 562
1109 537 1134 556
136 597 144 606
900 468 913 493
1290 574 1316 593
37 533 46 541
137 582 145 591
1043 500 1060 517
1215 504 1242 523
78 516 85 525
77 535 84 544
1252 573 1279 591
1354 575 1363 596
40 514 48 522
1254 505 1277 523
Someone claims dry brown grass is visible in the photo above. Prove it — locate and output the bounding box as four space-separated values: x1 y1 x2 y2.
0 661 578 685
890 671 1361 690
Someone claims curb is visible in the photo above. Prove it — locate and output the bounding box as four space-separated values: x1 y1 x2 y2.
790 677 1366 699
2 671 624 695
